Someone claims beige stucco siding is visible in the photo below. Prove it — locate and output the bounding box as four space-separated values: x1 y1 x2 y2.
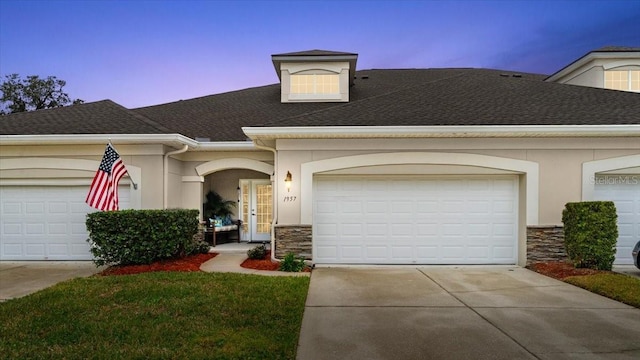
274 137 640 227
174 151 274 218
563 66 602 87
526 150 594 224
0 144 165 210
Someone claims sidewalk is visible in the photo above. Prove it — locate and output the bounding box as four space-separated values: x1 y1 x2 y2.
199 247 310 277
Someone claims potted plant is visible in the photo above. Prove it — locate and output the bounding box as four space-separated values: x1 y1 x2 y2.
203 190 236 226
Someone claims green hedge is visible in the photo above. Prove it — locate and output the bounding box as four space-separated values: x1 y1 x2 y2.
86 209 207 266
562 201 618 270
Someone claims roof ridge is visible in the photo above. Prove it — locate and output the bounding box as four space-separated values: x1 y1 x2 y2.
107 101 175 133
133 83 279 110
272 71 469 124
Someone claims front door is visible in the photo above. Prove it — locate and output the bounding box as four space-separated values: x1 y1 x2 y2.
240 180 272 242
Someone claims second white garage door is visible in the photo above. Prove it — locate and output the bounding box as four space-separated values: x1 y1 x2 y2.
313 176 518 264
593 175 640 265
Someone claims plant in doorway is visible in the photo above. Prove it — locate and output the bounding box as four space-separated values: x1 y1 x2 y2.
203 190 236 226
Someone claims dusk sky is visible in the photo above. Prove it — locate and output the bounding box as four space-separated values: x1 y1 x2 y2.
1 0 638 109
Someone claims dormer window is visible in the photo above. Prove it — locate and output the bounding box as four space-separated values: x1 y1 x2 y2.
272 50 358 103
604 70 640 92
291 74 340 94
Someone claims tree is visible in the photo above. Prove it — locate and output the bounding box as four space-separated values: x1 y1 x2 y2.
0 74 84 114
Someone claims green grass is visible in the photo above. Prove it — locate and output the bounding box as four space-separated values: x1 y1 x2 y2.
564 273 640 308
0 272 310 359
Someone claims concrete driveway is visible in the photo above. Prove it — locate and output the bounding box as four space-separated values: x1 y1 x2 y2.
297 266 640 360
0 261 102 301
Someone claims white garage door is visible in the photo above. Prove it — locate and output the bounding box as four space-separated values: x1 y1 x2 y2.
313 176 518 264
594 175 640 265
0 185 130 260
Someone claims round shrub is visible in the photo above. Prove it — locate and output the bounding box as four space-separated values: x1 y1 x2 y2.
86 209 200 266
562 201 618 270
247 244 267 259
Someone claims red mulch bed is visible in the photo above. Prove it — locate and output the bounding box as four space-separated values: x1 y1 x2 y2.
240 251 311 272
99 253 218 276
527 261 610 280
241 251 280 271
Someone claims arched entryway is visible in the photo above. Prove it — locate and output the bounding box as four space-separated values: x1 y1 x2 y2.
196 159 273 242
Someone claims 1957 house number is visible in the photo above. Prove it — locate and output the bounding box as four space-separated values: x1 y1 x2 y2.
283 196 297 202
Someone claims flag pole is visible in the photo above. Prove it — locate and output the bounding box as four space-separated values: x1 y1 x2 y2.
109 138 138 190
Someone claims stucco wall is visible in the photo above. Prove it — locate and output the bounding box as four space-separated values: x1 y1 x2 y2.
176 151 274 218
552 57 640 88
273 137 640 227
564 66 602 87
0 144 165 210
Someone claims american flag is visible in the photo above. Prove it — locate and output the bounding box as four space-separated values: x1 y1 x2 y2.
86 143 128 211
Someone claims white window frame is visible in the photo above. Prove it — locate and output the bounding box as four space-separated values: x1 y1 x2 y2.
280 62 349 103
604 69 640 92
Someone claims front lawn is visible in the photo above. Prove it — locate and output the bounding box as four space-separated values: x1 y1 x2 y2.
0 272 310 359
564 273 640 308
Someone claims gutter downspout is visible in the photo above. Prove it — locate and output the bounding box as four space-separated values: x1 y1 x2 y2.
252 140 278 262
163 145 189 209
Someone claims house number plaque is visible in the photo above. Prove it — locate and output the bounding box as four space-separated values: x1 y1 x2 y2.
283 196 297 202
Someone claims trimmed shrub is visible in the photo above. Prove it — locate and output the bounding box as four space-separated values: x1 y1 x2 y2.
247 244 267 260
562 201 618 270
279 253 306 272
86 209 201 266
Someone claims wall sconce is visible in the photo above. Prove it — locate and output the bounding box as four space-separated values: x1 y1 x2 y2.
284 171 292 192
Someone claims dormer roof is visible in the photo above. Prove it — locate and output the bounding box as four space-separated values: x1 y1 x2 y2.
271 49 358 85
545 46 640 82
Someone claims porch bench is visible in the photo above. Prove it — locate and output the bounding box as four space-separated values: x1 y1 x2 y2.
205 220 242 247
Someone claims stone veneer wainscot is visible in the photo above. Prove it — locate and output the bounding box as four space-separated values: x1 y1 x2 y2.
526 225 567 265
274 225 312 260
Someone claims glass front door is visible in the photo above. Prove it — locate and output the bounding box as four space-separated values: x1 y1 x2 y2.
240 180 272 242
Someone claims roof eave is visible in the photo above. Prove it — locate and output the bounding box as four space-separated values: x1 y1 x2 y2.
271 53 358 82
0 134 197 148
545 51 640 82
242 125 640 140
0 134 259 151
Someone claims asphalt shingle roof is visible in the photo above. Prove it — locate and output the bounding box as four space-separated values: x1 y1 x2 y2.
3 68 639 140
594 46 640 52
272 49 358 57
0 100 169 135
135 68 639 140
269 69 640 127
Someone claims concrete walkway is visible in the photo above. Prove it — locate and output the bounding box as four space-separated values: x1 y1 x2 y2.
199 252 309 277
296 266 640 360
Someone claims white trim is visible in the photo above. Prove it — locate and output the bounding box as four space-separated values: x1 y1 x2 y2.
243 125 640 140
0 179 98 186
0 157 142 209
181 176 204 183
193 142 258 151
195 158 274 176
0 134 197 146
0 134 258 152
602 60 640 70
582 154 640 200
300 152 539 225
546 51 640 82
288 65 343 74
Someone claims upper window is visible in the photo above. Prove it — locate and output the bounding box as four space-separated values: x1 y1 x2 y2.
604 70 640 92
291 74 339 94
